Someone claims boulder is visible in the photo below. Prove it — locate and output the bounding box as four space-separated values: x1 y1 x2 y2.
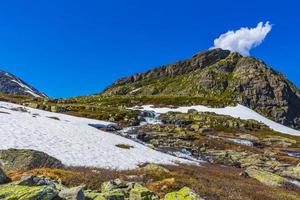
140 164 170 174
0 149 63 171
129 183 158 200
100 179 158 200
0 183 58 200
15 175 56 187
100 190 125 200
101 178 128 193
59 186 85 200
163 187 203 200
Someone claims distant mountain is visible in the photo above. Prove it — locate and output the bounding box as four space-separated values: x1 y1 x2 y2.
101 48 300 130
0 70 46 98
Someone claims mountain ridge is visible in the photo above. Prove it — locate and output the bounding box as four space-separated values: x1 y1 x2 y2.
0 69 46 98
101 49 300 130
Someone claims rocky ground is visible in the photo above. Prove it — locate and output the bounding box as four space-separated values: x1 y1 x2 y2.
0 149 299 200
0 94 300 199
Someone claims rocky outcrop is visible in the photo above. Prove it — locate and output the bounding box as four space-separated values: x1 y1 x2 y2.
0 174 202 200
0 70 46 97
102 49 300 130
0 149 63 171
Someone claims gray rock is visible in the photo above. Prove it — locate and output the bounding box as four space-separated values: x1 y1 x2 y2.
59 186 85 200
15 175 56 187
0 148 63 171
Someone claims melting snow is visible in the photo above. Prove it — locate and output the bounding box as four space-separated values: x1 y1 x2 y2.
0 101 194 169
134 104 300 136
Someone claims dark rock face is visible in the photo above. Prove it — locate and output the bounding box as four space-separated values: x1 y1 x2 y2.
0 149 63 171
0 168 9 184
102 49 300 130
105 48 231 87
0 70 46 97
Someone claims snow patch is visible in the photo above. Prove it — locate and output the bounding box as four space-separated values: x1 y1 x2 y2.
0 101 194 169
133 104 300 136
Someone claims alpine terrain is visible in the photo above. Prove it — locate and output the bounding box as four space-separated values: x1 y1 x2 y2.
102 49 300 130
0 49 300 200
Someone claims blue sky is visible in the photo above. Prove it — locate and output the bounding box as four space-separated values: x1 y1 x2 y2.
0 0 299 98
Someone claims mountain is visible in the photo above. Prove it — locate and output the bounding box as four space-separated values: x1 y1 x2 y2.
0 70 46 98
102 48 300 130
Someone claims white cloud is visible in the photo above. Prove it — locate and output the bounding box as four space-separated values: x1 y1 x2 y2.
212 22 272 56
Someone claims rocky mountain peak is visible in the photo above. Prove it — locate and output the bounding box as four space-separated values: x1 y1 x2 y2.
101 49 300 130
0 70 46 98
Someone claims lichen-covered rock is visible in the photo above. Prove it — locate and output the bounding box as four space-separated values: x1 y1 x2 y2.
0 168 9 184
140 164 170 174
129 183 158 200
100 179 158 200
101 179 128 193
100 190 125 200
163 187 203 200
59 186 85 200
0 184 58 200
15 175 56 187
0 148 63 171
245 167 288 187
262 136 297 147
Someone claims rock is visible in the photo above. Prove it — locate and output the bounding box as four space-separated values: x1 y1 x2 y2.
59 186 85 200
163 187 203 200
0 148 63 171
239 134 259 141
101 179 128 193
245 167 288 187
0 167 9 184
129 183 158 200
187 109 198 114
262 136 297 147
100 190 125 200
100 179 158 200
15 175 56 187
140 164 170 174
0 183 58 200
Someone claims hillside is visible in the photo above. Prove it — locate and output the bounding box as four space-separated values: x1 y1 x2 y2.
0 70 46 97
102 49 300 130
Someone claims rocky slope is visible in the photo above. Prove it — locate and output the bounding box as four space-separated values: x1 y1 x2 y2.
0 70 46 97
102 49 300 130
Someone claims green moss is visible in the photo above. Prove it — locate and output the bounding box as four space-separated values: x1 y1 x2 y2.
163 187 203 200
245 168 288 187
0 184 57 200
129 183 157 200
